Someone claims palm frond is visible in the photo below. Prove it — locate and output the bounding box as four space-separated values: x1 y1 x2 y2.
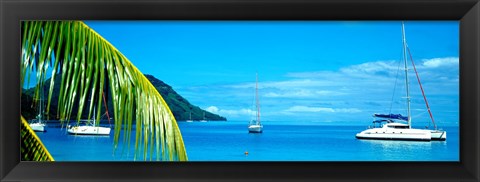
20 116 54 161
21 21 187 161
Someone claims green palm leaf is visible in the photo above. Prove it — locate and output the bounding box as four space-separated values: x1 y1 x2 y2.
20 116 54 161
21 21 187 161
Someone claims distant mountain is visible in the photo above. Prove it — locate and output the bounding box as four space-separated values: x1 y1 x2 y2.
21 74 227 122
144 74 226 121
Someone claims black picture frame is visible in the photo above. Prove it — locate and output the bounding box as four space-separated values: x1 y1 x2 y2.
1 0 479 181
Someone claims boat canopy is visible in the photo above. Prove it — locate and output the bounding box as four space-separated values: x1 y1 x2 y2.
373 119 393 123
373 113 408 121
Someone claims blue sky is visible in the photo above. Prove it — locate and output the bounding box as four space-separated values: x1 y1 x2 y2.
84 21 459 126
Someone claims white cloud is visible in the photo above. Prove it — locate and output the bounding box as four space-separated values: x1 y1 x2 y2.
351 61 396 71
334 108 362 113
191 57 457 122
206 106 219 113
264 89 341 98
340 60 399 76
228 79 334 89
421 57 458 68
284 106 361 113
285 71 337 78
285 106 335 112
263 79 325 88
205 106 255 117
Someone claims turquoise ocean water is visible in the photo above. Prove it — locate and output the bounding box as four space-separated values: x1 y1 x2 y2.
36 120 459 161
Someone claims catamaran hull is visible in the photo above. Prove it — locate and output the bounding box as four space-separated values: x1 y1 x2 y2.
67 126 111 135
29 123 46 132
355 135 431 141
248 125 263 133
356 128 432 141
430 130 447 141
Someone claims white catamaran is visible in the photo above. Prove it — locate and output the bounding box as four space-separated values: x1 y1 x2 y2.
356 22 446 141
248 73 263 133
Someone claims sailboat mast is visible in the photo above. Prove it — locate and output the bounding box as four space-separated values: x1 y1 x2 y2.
255 73 261 125
39 89 42 121
37 86 44 122
93 106 96 125
401 22 412 128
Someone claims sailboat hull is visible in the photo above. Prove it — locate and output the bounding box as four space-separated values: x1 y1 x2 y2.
248 125 263 133
29 123 46 132
67 126 111 135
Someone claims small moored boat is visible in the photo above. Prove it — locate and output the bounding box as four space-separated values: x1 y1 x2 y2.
68 95 111 136
29 88 47 132
248 73 263 133
67 125 111 135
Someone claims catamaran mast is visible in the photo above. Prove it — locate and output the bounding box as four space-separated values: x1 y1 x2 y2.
401 21 412 129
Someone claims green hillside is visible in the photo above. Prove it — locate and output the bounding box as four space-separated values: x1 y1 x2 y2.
21 74 227 122
144 74 226 121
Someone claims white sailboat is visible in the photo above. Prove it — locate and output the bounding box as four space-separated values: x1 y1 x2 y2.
356 22 446 141
29 117 46 132
68 93 112 135
248 73 263 133
67 125 110 135
67 107 111 135
29 89 46 132
67 124 111 135
186 112 193 122
200 112 207 122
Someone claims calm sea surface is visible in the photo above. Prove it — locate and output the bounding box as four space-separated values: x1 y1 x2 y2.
36 120 459 161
